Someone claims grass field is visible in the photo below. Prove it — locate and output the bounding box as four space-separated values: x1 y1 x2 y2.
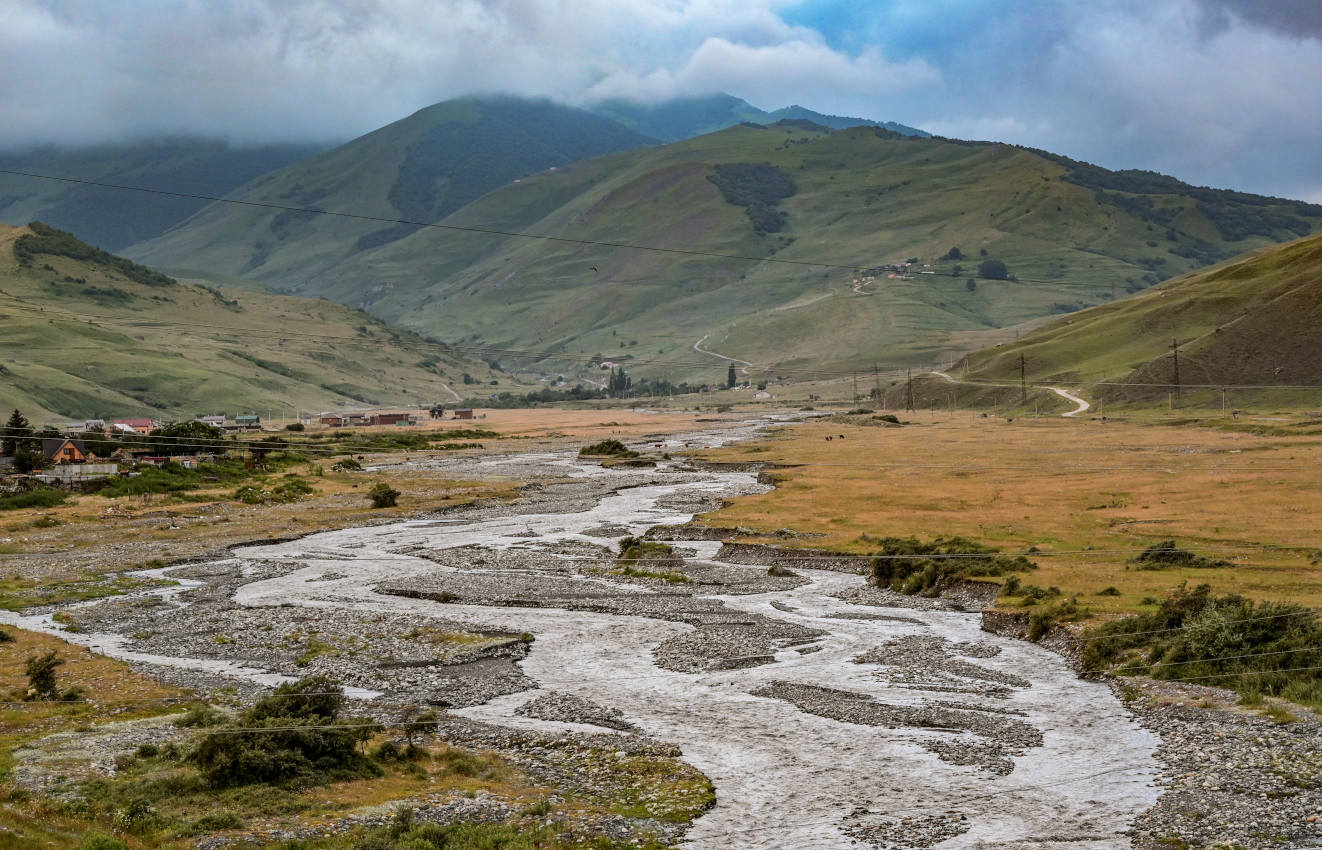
695 414 1322 619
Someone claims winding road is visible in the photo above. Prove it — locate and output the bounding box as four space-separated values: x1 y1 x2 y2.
694 334 752 374
931 371 1091 418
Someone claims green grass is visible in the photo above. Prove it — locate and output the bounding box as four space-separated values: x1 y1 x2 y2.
0 223 504 421
125 113 1320 384
0 574 174 612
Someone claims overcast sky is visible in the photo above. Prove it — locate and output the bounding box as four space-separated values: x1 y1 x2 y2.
3 0 1321 201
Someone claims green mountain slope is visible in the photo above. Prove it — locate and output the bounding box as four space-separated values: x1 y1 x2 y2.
586 92 927 141
0 223 500 422
0 139 325 251
957 231 1322 405
281 124 1322 382
126 97 656 280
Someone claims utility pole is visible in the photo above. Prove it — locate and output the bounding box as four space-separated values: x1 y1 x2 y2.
1019 353 1027 404
1171 337 1181 404
905 369 916 412
852 373 859 407
873 363 882 406
1221 387 1227 414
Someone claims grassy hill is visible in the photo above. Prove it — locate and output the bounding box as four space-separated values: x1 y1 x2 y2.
0 139 324 251
585 92 927 141
126 97 656 280
235 123 1320 384
0 223 503 422
955 231 1322 407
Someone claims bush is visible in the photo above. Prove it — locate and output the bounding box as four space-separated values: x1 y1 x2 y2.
284 423 305 432
332 457 363 472
978 258 1009 280
75 834 127 850
869 535 1037 595
578 439 637 458
367 482 400 508
189 676 377 788
24 649 63 700
1081 583 1322 703
0 488 68 511
1132 540 1229 570
175 704 226 728
0 628 14 643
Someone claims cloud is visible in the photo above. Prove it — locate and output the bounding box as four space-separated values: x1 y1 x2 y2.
0 0 1319 201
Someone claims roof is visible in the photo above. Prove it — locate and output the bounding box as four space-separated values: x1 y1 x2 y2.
42 437 86 460
113 418 155 428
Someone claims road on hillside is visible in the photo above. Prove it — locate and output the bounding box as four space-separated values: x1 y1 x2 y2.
931 371 1090 418
694 334 752 374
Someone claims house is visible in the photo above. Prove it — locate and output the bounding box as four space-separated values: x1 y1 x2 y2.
42 438 88 464
196 415 227 428
320 413 348 427
113 418 158 435
370 412 411 426
453 408 474 420
235 414 261 430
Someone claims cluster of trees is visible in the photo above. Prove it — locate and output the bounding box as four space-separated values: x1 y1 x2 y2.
2 409 51 473
15 222 177 288
708 162 798 234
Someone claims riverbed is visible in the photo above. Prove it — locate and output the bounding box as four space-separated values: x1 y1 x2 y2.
5 417 1160 848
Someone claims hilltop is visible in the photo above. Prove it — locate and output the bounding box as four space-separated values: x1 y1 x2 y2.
0 139 325 251
585 92 927 141
955 231 1322 407
0 222 502 422
126 97 656 281
130 119 1321 383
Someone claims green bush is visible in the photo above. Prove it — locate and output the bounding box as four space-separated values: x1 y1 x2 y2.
1082 583 1322 704
0 488 68 511
1132 539 1229 570
188 676 377 788
579 439 637 458
0 628 14 643
868 535 1036 595
332 457 363 472
284 423 305 432
75 834 128 850
368 482 400 508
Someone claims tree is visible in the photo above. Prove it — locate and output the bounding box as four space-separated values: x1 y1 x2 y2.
940 247 963 261
24 650 64 700
148 421 225 455
367 482 400 508
978 258 1009 280
2 409 30 456
950 265 963 277
966 278 978 292
13 444 46 473
727 364 737 388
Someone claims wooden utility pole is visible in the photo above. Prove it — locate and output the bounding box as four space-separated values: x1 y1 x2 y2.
1172 338 1181 403
852 374 859 407
905 369 916 412
873 363 882 406
1019 353 1027 404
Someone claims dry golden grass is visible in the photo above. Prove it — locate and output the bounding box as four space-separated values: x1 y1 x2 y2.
696 415 1322 617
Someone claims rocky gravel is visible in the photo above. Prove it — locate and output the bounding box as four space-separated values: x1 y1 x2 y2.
515 691 639 733
749 681 1043 775
1122 678 1322 849
841 809 971 849
854 634 1030 693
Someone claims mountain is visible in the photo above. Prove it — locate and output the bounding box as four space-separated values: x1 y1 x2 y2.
954 231 1322 406
132 120 1321 383
0 222 502 422
0 139 325 251
125 97 657 283
585 93 927 141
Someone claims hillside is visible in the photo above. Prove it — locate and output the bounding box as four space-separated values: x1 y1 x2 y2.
137 120 1320 384
126 97 656 280
956 231 1322 406
0 139 324 251
0 223 502 422
585 92 927 141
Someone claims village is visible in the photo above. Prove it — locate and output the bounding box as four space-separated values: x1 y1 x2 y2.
0 405 479 486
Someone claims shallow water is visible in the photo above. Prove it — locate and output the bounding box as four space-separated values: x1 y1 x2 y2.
5 419 1159 848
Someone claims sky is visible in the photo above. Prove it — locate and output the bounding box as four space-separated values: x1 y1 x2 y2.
2 0 1321 201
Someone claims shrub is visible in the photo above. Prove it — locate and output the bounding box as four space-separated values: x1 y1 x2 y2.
869 535 1036 595
189 676 377 787
175 704 226 728
1132 540 1229 570
0 488 68 511
0 628 14 643
578 439 637 458
368 482 400 508
332 457 363 472
75 834 127 850
1098 586 1121 596
977 258 1009 280
24 649 63 700
135 743 159 758
284 423 305 432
